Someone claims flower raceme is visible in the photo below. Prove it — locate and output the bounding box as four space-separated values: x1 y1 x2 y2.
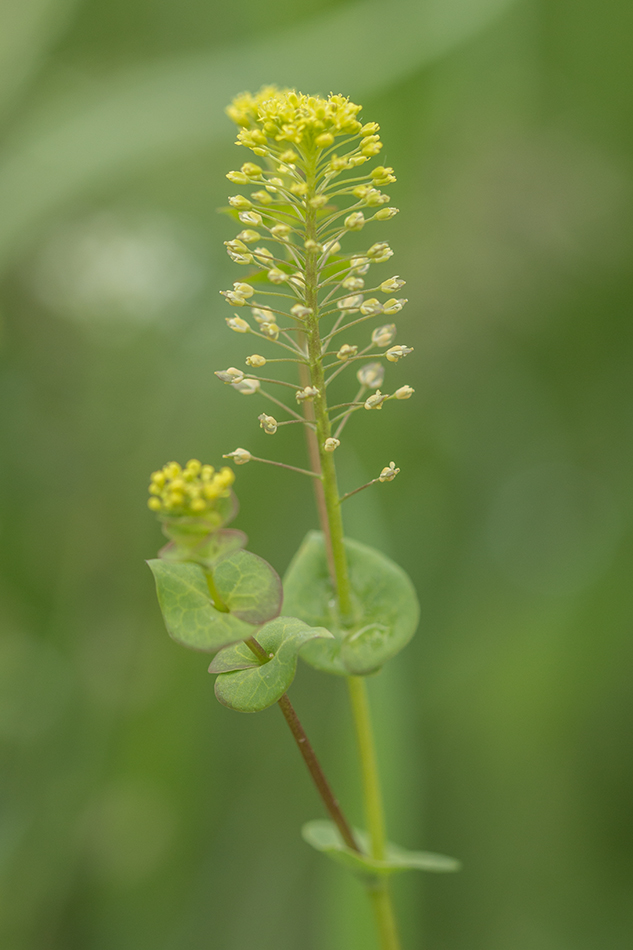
215 87 415 483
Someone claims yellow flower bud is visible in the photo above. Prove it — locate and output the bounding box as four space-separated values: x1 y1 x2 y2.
147 497 162 511
386 344 413 362
226 316 250 333
371 324 397 347
336 344 358 361
223 448 252 465
394 385 414 399
251 307 273 323
315 132 335 147
380 276 406 293
238 210 262 227
364 390 388 410
241 162 263 178
228 195 252 210
379 462 400 482
233 282 254 298
271 224 291 241
337 294 363 312
360 298 383 316
323 438 340 452
290 304 313 318
246 354 266 367
251 189 273 205
374 207 399 220
226 171 249 184
345 212 365 231
259 322 280 340
236 229 261 243
382 297 407 315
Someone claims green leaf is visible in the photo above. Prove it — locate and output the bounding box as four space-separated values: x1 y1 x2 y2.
147 559 253 653
159 528 248 568
283 532 419 676
213 549 282 625
212 617 333 713
302 820 461 879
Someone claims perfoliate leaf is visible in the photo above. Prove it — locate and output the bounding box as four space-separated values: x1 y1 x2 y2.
302 820 461 880
159 528 248 568
283 532 419 676
147 559 253 652
213 549 282 625
212 617 333 713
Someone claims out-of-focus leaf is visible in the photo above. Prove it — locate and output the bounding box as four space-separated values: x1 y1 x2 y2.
0 0 79 120
0 0 519 267
302 820 461 879
213 549 282 625
283 532 419 676
212 617 333 712
147 559 253 652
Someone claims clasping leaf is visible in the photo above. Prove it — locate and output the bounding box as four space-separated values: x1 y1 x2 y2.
283 532 419 676
211 617 333 712
148 558 254 652
302 820 460 880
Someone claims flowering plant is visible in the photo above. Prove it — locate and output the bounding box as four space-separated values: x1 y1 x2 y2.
147 88 459 950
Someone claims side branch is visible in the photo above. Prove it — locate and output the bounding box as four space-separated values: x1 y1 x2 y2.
277 694 359 852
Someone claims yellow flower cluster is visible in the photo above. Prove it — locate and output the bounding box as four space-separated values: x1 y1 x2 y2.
147 460 235 515
227 87 367 150
226 86 287 127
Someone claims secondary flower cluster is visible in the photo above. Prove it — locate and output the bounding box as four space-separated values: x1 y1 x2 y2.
148 460 235 515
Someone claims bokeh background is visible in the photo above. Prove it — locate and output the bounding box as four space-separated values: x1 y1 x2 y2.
1 0 632 947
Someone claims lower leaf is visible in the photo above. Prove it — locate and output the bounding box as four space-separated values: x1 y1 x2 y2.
302 820 461 880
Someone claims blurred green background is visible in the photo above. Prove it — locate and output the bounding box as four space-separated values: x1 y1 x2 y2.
1 0 632 947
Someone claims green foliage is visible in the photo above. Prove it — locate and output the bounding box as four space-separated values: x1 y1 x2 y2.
283 532 420 676
211 617 333 712
147 558 253 652
159 527 248 568
302 820 461 880
213 549 282 624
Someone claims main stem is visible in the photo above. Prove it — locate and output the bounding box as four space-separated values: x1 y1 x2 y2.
303 151 402 950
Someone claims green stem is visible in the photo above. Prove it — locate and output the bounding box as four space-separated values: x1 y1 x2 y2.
347 676 386 860
302 148 402 950
368 884 402 950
